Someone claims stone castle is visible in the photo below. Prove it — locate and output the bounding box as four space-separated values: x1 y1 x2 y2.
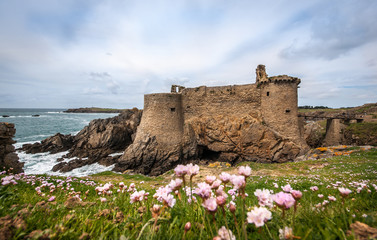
116 65 309 175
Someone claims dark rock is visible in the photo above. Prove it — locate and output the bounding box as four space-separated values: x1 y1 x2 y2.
0 122 23 173
2 115 9 118
19 133 74 154
32 114 40 117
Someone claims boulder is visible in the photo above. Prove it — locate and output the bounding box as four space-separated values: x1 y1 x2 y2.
20 133 74 154
303 121 325 148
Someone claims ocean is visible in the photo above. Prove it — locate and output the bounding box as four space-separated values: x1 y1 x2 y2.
0 108 119 177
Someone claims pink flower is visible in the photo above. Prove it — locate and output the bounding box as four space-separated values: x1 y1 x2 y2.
272 192 295 209
211 180 222 189
254 189 274 208
194 182 212 199
230 175 245 190
186 163 200 177
290 190 302 200
168 179 183 191
216 195 227 207
217 226 236 240
238 166 252 177
205 176 217 185
100 197 107 203
202 197 217 212
174 164 188 177
328 196 336 201
219 172 232 183
310 186 319 191
282 184 292 193
130 190 146 203
184 222 191 232
279 227 293 240
338 187 352 197
247 206 272 227
318 194 324 198
153 186 176 207
48 196 55 202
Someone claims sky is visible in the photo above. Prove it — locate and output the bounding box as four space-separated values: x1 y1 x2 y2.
0 0 376 109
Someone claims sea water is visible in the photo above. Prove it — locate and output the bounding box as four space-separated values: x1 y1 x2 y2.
0 108 119 177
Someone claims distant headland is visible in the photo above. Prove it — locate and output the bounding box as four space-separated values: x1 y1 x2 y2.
64 107 128 113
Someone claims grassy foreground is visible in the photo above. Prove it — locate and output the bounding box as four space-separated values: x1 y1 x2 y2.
1 149 377 239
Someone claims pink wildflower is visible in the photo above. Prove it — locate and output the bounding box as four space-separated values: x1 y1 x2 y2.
254 189 274 208
328 196 336 201
217 226 236 240
282 184 292 193
338 187 352 197
186 163 200 177
205 176 217 185
211 180 222 189
174 164 188 177
230 175 245 190
48 196 55 202
202 197 217 212
247 206 272 227
272 192 295 209
216 195 227 207
219 172 232 183
100 197 107 203
238 166 252 177
310 186 319 191
318 194 324 198
168 179 183 191
130 190 146 203
279 227 293 240
290 190 302 200
194 182 212 199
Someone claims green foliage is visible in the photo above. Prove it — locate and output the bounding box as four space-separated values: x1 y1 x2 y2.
0 149 377 239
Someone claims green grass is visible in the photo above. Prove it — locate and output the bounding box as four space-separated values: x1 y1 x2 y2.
1 149 377 239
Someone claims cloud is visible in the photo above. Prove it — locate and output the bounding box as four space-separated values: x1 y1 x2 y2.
280 0 377 60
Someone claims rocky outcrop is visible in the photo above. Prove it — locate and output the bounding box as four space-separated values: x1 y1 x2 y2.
20 133 74 154
20 109 142 173
0 123 23 173
116 115 307 176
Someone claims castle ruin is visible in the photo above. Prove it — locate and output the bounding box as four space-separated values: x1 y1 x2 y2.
116 65 309 175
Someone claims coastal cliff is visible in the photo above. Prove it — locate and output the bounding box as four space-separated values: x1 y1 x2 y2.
0 122 24 173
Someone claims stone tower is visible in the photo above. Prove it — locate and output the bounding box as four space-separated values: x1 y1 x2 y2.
136 93 184 147
258 65 302 142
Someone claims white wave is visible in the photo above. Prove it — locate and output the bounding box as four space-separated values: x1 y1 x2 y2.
17 150 69 175
47 112 62 114
49 163 116 177
17 150 117 177
109 152 124 157
14 141 40 149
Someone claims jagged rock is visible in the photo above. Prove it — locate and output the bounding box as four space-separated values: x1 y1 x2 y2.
64 109 142 160
20 133 74 154
304 121 325 148
114 134 182 176
0 122 23 173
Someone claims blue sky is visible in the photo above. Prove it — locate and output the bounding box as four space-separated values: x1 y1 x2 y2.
0 0 376 109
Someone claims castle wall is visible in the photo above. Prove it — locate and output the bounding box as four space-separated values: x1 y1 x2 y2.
181 84 261 120
137 93 183 147
260 81 301 140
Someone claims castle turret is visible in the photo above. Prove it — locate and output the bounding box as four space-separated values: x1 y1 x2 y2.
258 65 302 141
137 93 184 147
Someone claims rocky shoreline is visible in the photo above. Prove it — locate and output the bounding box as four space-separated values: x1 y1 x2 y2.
3 103 376 177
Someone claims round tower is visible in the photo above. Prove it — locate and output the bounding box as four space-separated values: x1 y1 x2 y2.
136 93 184 147
258 65 301 141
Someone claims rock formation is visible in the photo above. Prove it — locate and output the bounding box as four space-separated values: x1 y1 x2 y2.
0 122 24 173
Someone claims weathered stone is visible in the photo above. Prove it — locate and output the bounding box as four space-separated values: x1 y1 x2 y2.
304 121 325 148
20 133 74 154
